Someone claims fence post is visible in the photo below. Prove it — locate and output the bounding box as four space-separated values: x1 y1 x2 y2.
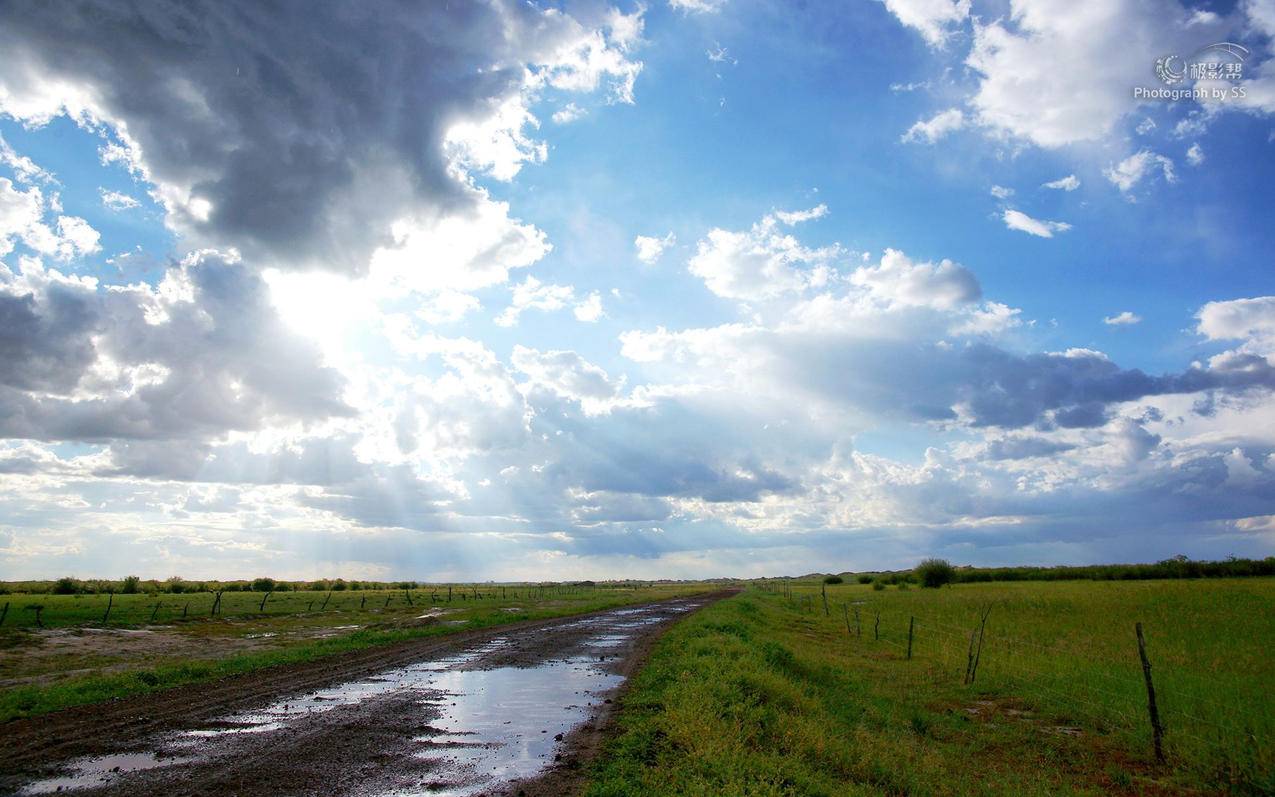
101 593 113 625
907 616 914 660
1135 622 1166 764
969 605 992 685
873 612 880 641
150 601 162 623
0 601 8 626
321 591 333 611
821 582 829 616
842 603 851 635
259 591 271 612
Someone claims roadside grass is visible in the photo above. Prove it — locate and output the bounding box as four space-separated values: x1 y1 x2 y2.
0 584 713 723
587 582 1275 796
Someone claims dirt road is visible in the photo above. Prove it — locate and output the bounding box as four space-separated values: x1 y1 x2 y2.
0 591 733 796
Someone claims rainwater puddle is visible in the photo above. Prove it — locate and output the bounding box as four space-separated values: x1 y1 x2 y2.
20 752 195 795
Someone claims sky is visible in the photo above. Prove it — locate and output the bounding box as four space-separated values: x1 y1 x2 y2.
0 0 1273 582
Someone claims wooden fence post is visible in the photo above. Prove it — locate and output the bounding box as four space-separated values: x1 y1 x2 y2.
853 606 861 638
842 603 851 635
150 601 162 622
821 582 829 616
0 601 8 626
907 616 914 660
969 605 992 684
258 591 271 612
101 593 113 625
1136 622 1166 764
320 591 333 611
873 612 880 641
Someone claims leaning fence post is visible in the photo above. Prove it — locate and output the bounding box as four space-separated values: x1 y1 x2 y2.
821 582 829 616
258 591 271 612
150 601 162 622
907 616 915 660
101 593 113 625
0 601 8 626
1136 622 1166 763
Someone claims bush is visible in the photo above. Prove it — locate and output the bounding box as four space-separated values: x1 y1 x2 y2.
250 577 276 593
121 575 141 594
872 579 885 591
823 575 843 585
856 574 874 584
52 577 81 595
898 582 910 591
915 558 955 588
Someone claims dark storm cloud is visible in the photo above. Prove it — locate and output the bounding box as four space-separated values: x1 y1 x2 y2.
0 285 99 392
0 0 576 273
0 253 350 442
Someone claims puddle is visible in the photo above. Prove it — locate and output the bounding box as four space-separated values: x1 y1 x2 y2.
19 752 196 795
16 599 702 795
396 660 623 796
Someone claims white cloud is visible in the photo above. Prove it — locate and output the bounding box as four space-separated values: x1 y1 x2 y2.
634 232 675 264
0 177 100 260
1186 142 1205 166
574 292 605 322
668 0 727 14
1104 311 1142 325
688 208 837 301
901 108 965 143
1001 208 1072 238
882 0 971 47
495 276 577 327
965 0 1211 148
990 185 1014 199
773 204 828 225
849 248 981 310
1197 296 1275 352
1042 174 1080 191
100 189 140 211
552 103 587 124
1104 150 1177 193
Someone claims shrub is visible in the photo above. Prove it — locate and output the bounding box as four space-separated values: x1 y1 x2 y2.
52 577 81 595
898 582 910 591
856 574 874 584
872 579 885 591
915 558 955 588
823 575 843 585
121 575 141 594
250 577 276 592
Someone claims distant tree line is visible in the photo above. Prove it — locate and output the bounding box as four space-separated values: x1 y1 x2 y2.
0 576 427 596
850 556 1275 588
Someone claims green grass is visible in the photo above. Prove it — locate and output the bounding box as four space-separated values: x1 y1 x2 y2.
586 581 1275 796
0 583 713 722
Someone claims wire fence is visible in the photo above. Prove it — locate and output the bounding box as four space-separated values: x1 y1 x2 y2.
763 585 1273 783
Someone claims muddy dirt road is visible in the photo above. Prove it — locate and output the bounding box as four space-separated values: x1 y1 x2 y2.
0 591 732 797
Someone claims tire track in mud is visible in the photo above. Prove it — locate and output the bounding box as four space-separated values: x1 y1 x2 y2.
0 590 735 797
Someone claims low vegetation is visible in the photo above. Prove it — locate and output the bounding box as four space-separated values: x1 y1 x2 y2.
587 578 1274 795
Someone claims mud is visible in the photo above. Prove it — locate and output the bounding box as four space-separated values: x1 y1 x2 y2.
0 591 733 797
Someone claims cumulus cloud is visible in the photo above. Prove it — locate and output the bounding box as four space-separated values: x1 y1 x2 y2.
1105 311 1142 326
1197 296 1275 353
882 0 971 47
1042 174 1080 191
965 0 1214 148
0 0 644 275
1002 209 1071 238
100 189 139 211
495 276 577 327
901 108 965 143
688 207 836 301
1187 142 1206 166
990 185 1014 199
668 0 727 13
1105 150 1177 193
634 232 675 264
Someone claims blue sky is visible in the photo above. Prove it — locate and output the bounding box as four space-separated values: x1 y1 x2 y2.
0 0 1273 581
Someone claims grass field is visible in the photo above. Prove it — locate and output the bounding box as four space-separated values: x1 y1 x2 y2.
586 579 1275 796
0 582 716 723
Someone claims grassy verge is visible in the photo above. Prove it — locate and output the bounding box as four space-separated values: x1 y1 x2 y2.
586 585 1273 796
0 584 712 723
